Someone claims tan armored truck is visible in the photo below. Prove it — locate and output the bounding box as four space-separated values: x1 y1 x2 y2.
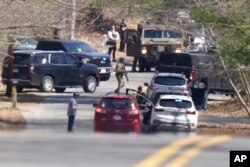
126 24 189 72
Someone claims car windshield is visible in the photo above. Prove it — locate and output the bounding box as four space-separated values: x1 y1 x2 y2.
159 99 192 109
154 76 185 86
144 30 162 38
14 53 31 65
16 38 38 46
101 98 133 109
144 30 182 38
64 42 96 53
163 31 182 38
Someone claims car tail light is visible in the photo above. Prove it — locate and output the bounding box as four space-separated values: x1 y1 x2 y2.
155 108 164 112
130 109 139 115
186 110 196 115
28 64 34 73
189 68 196 82
149 84 158 90
95 107 105 113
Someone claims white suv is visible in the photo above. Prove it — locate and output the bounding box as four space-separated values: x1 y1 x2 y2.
147 72 189 98
149 94 198 131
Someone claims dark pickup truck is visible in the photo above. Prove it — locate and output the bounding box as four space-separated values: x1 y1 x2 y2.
156 52 234 95
36 39 112 81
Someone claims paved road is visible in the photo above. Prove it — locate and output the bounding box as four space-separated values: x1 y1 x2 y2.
1 68 250 167
0 131 249 167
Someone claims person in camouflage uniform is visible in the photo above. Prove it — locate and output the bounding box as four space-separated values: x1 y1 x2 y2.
114 57 129 93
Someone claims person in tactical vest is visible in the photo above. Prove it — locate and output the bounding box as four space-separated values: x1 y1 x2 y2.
114 57 129 93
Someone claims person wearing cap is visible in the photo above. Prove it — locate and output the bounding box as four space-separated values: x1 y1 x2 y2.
67 92 80 132
114 57 129 93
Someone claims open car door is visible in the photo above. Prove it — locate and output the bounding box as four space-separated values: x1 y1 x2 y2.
191 78 209 110
126 29 140 57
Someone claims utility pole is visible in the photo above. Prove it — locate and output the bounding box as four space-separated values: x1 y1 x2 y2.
5 44 14 97
70 0 76 39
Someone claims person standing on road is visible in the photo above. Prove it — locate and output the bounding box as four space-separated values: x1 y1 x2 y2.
67 93 80 132
107 25 120 62
131 24 142 72
114 57 129 93
119 19 127 52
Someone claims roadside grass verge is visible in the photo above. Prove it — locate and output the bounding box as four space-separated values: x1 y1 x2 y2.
0 96 26 130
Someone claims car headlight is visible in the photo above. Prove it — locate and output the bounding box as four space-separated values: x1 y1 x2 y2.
141 46 147 54
175 48 182 53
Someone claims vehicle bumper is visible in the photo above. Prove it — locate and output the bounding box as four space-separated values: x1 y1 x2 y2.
2 78 32 87
94 120 141 133
150 114 197 129
98 67 112 81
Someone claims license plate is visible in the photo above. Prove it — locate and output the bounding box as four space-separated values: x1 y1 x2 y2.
13 69 19 73
113 115 122 121
100 68 106 73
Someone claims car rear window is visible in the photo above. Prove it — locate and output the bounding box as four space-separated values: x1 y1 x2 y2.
14 53 31 65
159 99 192 109
101 98 133 109
154 76 185 86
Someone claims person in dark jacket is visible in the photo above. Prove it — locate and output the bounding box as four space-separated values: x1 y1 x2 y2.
119 19 127 52
131 24 142 72
67 92 80 132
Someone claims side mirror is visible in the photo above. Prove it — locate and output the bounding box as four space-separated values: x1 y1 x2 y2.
93 103 98 108
82 58 90 64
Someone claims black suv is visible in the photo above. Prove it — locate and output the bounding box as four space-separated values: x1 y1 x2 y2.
36 39 112 81
2 50 100 93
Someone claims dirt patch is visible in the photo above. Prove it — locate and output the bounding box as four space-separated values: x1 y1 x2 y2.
0 107 26 131
204 99 249 118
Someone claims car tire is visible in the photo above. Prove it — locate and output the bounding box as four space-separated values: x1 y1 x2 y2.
83 76 97 93
16 86 24 93
148 125 157 133
55 88 66 93
41 76 54 92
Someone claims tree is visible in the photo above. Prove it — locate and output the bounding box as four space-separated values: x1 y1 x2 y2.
190 0 250 117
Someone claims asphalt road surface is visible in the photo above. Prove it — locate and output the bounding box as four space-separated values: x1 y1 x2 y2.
1 68 249 167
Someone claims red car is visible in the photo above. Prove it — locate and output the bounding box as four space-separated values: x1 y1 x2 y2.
93 92 142 133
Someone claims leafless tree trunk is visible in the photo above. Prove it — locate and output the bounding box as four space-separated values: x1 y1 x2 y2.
219 55 250 118
70 0 76 39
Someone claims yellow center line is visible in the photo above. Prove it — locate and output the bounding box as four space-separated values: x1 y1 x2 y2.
165 135 231 167
133 136 206 167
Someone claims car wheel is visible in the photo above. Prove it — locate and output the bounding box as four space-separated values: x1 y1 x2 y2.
83 76 97 93
148 125 157 133
16 86 24 93
187 125 197 132
55 88 66 93
41 76 54 92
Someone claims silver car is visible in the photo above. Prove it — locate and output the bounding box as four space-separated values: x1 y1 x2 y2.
147 72 189 98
